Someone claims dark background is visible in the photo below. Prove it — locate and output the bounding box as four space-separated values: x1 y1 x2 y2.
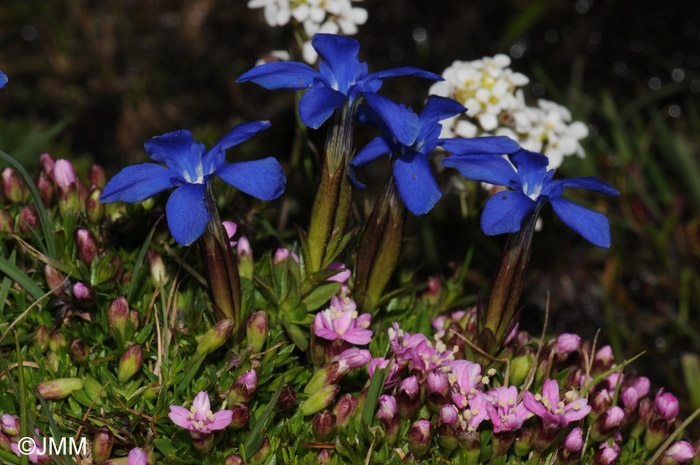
1 0 699 426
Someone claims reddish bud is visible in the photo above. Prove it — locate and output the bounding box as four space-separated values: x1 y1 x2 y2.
408 419 433 457
332 393 358 426
229 403 250 429
34 171 54 207
18 205 38 233
276 386 297 411
118 344 143 383
88 164 107 189
76 229 99 265
0 210 14 233
72 282 96 307
69 338 89 364
1 168 28 203
312 411 337 441
93 427 114 463
37 377 83 399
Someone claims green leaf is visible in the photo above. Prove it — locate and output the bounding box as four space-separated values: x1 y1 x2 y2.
244 377 285 458
175 352 207 392
0 150 57 258
0 255 44 301
301 282 341 311
362 365 387 426
127 216 163 302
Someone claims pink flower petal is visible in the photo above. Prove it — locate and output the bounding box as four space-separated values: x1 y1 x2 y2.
523 391 547 417
542 379 560 407
209 410 233 430
168 405 193 430
342 327 373 345
192 391 210 420
314 328 340 341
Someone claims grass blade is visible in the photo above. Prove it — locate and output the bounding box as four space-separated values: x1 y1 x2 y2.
0 255 45 300
244 377 284 458
362 366 388 426
0 150 57 258
36 391 75 465
15 333 29 465
127 215 163 302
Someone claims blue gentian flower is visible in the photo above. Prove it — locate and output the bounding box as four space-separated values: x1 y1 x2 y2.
236 34 442 145
0 70 7 88
350 95 521 215
442 149 619 247
100 121 286 246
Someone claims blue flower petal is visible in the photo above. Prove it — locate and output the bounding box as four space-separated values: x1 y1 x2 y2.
0 71 7 88
481 191 536 235
363 92 419 146
441 154 517 186
215 157 286 200
165 183 210 246
368 67 444 82
144 130 205 181
440 136 521 155
349 136 392 189
312 34 361 92
550 197 611 248
203 121 272 173
298 86 347 129
419 96 466 123
236 61 318 90
546 177 619 197
393 151 441 215
100 164 173 203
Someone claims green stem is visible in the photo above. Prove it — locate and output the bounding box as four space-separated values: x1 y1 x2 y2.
198 183 241 330
306 101 357 272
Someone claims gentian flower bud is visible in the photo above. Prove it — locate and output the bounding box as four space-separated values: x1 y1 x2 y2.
509 354 534 387
0 431 10 452
556 333 580 356
437 423 458 450
246 310 268 353
49 329 69 351
397 376 420 419
0 210 14 233
72 282 96 307
408 419 433 458
273 248 300 265
196 319 234 355
93 427 114 463
34 171 54 207
1 414 20 437
76 229 99 265
275 385 297 411
439 404 458 426
88 164 107 189
631 397 654 438
513 428 533 457
146 249 167 286
591 388 613 417
660 441 696 464
69 338 89 364
333 393 358 427
237 236 253 279
377 394 397 422
18 205 38 233
592 406 625 441
34 325 50 352
317 449 332 464
129 310 141 331
312 411 337 441
227 369 258 404
593 439 620 465
108 296 130 340
39 153 56 178
427 372 449 396
127 447 148 465
249 436 271 465
118 344 143 383
228 403 250 429
300 384 340 416
86 186 105 223
634 376 651 398
459 430 481 463
36 377 83 399
565 427 583 452
1 167 28 203
655 388 680 420
622 387 639 410
44 264 66 297
224 454 245 465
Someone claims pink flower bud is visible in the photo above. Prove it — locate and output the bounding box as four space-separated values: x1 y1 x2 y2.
654 388 679 420
196 319 234 355
1 414 20 437
37 377 83 399
408 419 433 457
34 171 54 207
1 167 28 203
593 345 613 373
44 264 66 297
376 394 397 421
76 229 99 265
88 164 107 189
93 427 114 463
333 393 358 426
222 221 237 247
227 369 258 404
634 377 651 398
427 372 449 396
39 153 56 178
69 338 89 364
127 447 147 465
229 403 250 429
273 248 300 265
54 159 77 192
72 282 96 306
593 440 619 465
556 333 581 355
398 376 420 419
147 249 167 286
439 404 458 426
118 344 143 383
662 441 696 462
565 427 583 452
246 311 268 353
18 205 38 233
224 454 245 465
108 296 129 340
621 387 639 409
237 236 253 279
312 410 337 441
86 186 105 223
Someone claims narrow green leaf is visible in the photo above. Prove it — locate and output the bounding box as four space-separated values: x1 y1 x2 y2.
36 391 75 465
362 366 388 426
0 256 44 300
0 274 13 315
0 448 21 464
175 352 206 393
244 377 284 458
127 216 163 301
0 150 57 258
15 334 29 465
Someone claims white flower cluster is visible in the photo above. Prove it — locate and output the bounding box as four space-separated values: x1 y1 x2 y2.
247 0 368 63
429 54 588 169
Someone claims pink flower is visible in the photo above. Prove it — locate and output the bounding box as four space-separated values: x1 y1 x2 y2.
431 316 448 338
168 391 233 434
654 388 679 420
633 376 650 397
409 339 452 375
439 404 459 425
10 429 50 464
663 441 696 463
336 348 371 374
327 262 351 283
556 333 581 355
222 221 237 247
449 360 483 409
273 248 300 265
1 414 19 436
376 394 397 421
53 159 77 191
313 297 372 345
388 322 429 365
460 390 490 430
128 447 148 465
523 379 591 428
368 357 400 388
486 386 528 433
565 427 583 452
595 436 620 464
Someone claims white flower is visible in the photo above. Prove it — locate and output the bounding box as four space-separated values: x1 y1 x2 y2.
248 0 292 27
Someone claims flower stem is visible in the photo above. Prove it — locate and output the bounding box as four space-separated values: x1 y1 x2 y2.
306 102 357 272
482 203 542 351
199 183 241 330
354 173 406 312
